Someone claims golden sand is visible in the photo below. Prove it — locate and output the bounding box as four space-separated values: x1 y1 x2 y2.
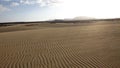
0 22 120 68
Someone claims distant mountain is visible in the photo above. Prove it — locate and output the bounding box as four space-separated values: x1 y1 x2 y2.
73 16 95 20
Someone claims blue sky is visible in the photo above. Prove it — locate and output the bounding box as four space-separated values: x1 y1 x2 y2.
0 0 120 22
0 0 62 22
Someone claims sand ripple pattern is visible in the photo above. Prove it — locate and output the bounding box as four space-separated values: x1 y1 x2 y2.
0 23 120 68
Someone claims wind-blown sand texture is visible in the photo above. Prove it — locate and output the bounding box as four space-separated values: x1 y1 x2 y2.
0 22 120 68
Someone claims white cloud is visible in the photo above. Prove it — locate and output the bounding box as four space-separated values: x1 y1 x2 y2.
10 2 19 7
0 4 10 13
20 0 61 7
20 0 34 4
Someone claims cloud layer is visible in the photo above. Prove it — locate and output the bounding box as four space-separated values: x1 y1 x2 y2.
2 0 61 7
10 2 19 7
0 4 10 13
0 0 61 13
20 0 61 7
3 0 11 2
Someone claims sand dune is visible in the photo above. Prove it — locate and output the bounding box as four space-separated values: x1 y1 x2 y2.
0 22 120 68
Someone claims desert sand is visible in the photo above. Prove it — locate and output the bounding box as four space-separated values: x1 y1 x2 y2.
0 21 120 68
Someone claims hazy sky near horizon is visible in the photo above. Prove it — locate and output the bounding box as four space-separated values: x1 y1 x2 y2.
0 0 120 22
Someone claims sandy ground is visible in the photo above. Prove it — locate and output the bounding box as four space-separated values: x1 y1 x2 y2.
0 22 120 68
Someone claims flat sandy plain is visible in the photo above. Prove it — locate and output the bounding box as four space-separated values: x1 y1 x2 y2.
0 21 120 68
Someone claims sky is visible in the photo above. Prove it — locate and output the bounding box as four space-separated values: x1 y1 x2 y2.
0 0 120 22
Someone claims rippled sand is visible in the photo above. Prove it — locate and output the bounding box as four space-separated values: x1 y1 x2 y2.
0 22 120 68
